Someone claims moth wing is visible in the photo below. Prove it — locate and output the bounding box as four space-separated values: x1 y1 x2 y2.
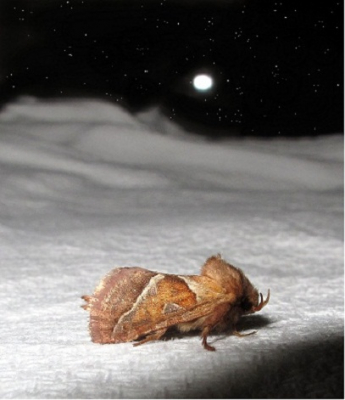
84 267 157 343
112 274 235 343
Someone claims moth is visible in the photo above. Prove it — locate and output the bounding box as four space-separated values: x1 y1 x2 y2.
82 254 270 351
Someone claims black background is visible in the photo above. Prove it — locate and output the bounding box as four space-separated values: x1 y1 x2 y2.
0 0 343 137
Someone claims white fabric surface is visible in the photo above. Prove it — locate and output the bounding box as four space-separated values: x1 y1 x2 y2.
0 97 343 398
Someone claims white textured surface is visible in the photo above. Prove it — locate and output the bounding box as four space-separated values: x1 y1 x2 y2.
0 97 343 398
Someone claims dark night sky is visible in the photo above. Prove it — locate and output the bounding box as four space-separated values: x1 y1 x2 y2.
0 0 343 137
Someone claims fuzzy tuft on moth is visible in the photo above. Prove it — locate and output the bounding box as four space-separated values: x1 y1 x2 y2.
81 254 270 351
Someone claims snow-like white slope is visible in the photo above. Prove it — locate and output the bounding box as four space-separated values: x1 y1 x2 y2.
0 97 343 398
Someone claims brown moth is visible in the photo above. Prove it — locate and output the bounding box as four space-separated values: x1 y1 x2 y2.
81 254 270 351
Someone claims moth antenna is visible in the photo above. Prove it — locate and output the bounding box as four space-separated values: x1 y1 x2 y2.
254 289 270 312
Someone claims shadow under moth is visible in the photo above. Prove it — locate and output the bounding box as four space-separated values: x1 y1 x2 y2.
82 254 270 351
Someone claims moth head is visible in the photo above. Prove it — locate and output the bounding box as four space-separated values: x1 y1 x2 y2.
240 278 270 314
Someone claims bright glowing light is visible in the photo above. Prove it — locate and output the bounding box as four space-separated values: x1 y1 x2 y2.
193 74 213 91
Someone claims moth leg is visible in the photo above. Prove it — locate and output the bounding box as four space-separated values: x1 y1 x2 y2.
201 303 231 351
201 326 216 352
81 295 92 310
233 330 256 337
133 328 167 347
